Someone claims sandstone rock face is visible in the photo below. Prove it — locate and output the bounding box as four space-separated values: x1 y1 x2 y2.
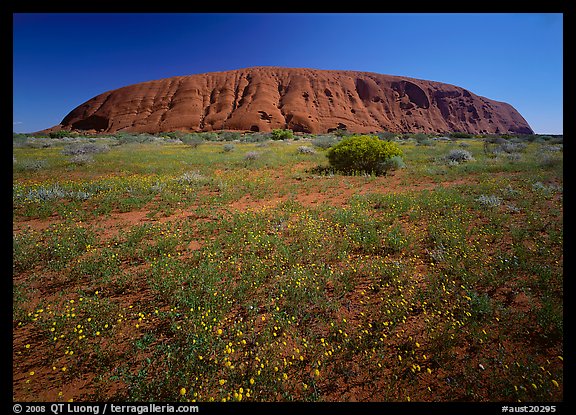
50 67 533 135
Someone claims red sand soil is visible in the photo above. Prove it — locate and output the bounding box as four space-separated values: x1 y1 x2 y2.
13 169 561 402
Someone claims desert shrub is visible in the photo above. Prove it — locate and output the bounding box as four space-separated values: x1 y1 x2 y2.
501 184 520 197
548 136 563 144
475 194 502 208
222 144 236 152
162 131 185 140
199 132 219 141
180 134 204 148
270 129 294 141
297 146 316 155
376 131 397 141
19 184 92 202
311 135 339 149
17 137 55 148
538 153 562 169
176 171 207 185
413 133 435 146
26 184 68 201
445 149 474 163
497 141 527 154
220 131 241 141
15 159 49 171
542 145 562 152
49 130 79 139
450 132 473 139
416 138 435 146
331 128 350 137
242 132 270 142
13 134 30 148
13 132 29 140
69 154 94 165
113 133 159 145
505 153 522 162
532 181 562 196
150 181 166 193
244 151 260 161
380 155 406 171
326 135 403 175
61 143 110 156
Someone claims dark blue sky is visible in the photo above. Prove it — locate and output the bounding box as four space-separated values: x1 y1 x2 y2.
13 13 563 134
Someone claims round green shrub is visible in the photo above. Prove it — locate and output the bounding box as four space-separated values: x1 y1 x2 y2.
270 129 294 140
326 135 403 175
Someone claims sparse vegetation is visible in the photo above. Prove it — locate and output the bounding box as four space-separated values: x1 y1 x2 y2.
12 132 563 403
61 142 110 156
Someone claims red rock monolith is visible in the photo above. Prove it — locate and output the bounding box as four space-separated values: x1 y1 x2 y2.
45 67 533 135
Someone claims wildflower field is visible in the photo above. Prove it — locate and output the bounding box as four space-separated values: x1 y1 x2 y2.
13 133 563 402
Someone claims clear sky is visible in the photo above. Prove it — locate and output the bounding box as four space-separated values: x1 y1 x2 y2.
13 13 563 134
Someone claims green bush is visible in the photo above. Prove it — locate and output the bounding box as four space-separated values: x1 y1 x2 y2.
220 131 241 141
376 131 397 141
270 129 293 140
49 130 79 139
449 132 473 139
180 134 204 148
326 135 403 175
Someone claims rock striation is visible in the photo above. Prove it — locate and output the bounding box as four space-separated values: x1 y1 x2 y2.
47 67 533 135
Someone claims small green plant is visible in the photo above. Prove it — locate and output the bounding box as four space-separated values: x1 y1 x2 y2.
270 129 293 141
326 135 402 175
